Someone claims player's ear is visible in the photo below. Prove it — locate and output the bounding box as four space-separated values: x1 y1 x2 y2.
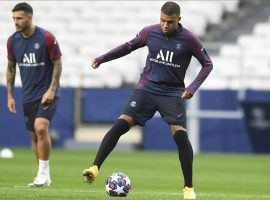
27 13 33 21
179 16 181 21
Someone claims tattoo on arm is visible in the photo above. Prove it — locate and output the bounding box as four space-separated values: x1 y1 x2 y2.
50 59 62 91
6 60 16 98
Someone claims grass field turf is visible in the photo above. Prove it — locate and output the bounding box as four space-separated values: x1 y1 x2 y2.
0 149 269 200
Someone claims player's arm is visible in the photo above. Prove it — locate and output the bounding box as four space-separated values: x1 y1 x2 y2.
184 35 213 98
6 59 17 113
91 41 144 69
50 58 62 91
92 27 150 69
41 58 62 104
42 31 62 104
6 36 17 113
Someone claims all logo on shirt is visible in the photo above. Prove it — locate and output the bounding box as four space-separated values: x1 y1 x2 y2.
23 53 36 64
149 49 181 68
156 50 174 62
18 53 45 67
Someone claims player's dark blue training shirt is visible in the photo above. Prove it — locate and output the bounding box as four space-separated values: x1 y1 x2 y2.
7 26 62 103
96 24 213 96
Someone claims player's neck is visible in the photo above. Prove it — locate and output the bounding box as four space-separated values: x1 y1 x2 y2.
165 30 176 37
22 24 36 38
164 25 179 37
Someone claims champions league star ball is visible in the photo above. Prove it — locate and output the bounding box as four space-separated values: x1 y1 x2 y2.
105 172 131 197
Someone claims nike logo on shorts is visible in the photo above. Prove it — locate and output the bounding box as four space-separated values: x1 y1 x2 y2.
177 113 183 118
43 106 49 110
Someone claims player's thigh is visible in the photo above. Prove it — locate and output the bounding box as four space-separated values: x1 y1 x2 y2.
34 97 59 132
23 100 40 132
122 90 157 126
36 97 59 123
158 96 187 129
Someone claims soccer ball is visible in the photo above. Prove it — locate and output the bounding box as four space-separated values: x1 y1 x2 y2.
105 172 131 197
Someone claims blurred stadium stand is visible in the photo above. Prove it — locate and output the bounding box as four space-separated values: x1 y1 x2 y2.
0 0 243 88
1 0 270 153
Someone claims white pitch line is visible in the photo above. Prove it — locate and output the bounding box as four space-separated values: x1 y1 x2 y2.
198 193 270 199
0 186 270 199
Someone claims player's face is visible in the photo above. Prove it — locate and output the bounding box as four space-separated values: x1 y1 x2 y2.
12 11 32 32
160 12 180 35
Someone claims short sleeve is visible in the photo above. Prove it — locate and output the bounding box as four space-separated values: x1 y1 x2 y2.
45 31 62 60
7 36 16 61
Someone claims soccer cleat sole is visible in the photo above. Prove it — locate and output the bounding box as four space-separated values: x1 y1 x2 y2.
28 182 52 187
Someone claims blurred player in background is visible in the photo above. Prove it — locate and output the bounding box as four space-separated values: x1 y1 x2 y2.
6 2 62 187
83 1 213 199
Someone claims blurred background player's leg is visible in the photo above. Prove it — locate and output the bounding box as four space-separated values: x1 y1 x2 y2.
30 132 38 161
28 118 52 187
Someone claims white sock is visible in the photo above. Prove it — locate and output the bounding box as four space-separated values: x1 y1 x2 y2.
38 159 50 176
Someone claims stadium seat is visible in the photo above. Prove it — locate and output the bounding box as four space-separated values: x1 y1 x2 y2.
242 58 270 78
219 45 241 58
185 1 224 24
181 13 208 36
219 1 240 12
253 23 270 36
213 13 270 89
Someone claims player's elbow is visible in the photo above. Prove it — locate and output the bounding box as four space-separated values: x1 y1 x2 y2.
207 61 213 72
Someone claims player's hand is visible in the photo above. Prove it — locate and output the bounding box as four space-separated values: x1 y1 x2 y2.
7 96 16 113
181 91 193 100
42 89 55 104
91 59 100 69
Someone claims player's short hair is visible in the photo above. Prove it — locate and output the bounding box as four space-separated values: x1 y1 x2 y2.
161 1 180 16
12 2 33 15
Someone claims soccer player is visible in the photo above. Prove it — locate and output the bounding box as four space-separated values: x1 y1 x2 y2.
83 2 213 199
6 2 62 187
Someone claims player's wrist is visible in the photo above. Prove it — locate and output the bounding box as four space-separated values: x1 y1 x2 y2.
49 87 57 92
7 94 14 99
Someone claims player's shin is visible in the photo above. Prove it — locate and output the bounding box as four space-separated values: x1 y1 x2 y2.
83 119 130 184
93 119 130 167
173 130 193 187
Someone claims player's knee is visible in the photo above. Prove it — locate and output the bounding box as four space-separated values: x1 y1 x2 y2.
34 124 48 138
119 114 135 127
171 125 186 134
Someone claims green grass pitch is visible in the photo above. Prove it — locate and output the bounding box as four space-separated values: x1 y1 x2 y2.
0 149 269 200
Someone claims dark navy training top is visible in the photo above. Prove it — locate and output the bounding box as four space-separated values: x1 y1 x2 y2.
96 24 213 97
7 26 62 103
